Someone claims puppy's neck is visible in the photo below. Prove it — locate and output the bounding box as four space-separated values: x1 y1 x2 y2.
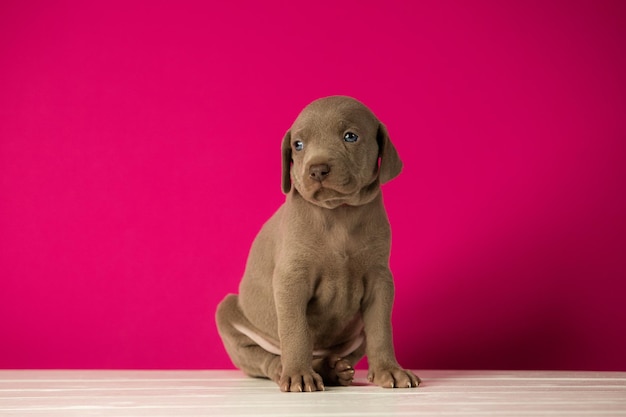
288 189 385 226
282 190 391 256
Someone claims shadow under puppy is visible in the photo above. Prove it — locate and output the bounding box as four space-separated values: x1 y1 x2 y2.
216 96 420 392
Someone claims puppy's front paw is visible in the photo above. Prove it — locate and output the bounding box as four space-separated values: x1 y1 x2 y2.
368 367 420 389
279 369 325 392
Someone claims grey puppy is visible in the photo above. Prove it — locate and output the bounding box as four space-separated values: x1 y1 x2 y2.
216 96 420 392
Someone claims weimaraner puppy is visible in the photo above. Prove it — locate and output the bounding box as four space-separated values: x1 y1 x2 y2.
216 96 420 392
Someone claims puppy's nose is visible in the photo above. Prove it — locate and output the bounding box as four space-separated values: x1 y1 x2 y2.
309 164 330 182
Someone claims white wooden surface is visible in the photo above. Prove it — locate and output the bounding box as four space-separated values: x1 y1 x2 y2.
1 370 625 416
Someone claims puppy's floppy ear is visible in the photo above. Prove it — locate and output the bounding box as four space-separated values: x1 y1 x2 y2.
281 130 292 194
377 123 403 183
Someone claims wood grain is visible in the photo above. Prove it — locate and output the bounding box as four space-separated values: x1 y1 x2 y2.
1 370 625 416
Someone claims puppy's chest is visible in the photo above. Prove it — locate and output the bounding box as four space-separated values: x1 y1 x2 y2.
309 234 370 311
302 214 383 311
308 266 364 322
320 217 368 257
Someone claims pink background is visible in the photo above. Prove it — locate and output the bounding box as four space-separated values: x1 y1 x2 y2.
1 1 625 371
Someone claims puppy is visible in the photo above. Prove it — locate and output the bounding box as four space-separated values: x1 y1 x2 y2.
216 96 419 392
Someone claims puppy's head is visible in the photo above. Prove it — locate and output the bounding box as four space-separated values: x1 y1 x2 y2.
281 96 402 209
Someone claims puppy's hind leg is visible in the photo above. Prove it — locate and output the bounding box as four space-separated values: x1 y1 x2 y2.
313 340 366 387
215 295 282 383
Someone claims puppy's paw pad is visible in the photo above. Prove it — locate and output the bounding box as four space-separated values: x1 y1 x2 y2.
331 357 355 386
316 354 355 386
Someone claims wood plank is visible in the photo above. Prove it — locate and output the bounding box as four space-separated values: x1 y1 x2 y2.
0 370 625 416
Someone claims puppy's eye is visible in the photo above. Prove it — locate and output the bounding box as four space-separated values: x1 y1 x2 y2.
344 132 358 143
294 140 304 151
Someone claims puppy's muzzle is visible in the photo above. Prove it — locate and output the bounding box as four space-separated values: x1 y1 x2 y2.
309 164 330 182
